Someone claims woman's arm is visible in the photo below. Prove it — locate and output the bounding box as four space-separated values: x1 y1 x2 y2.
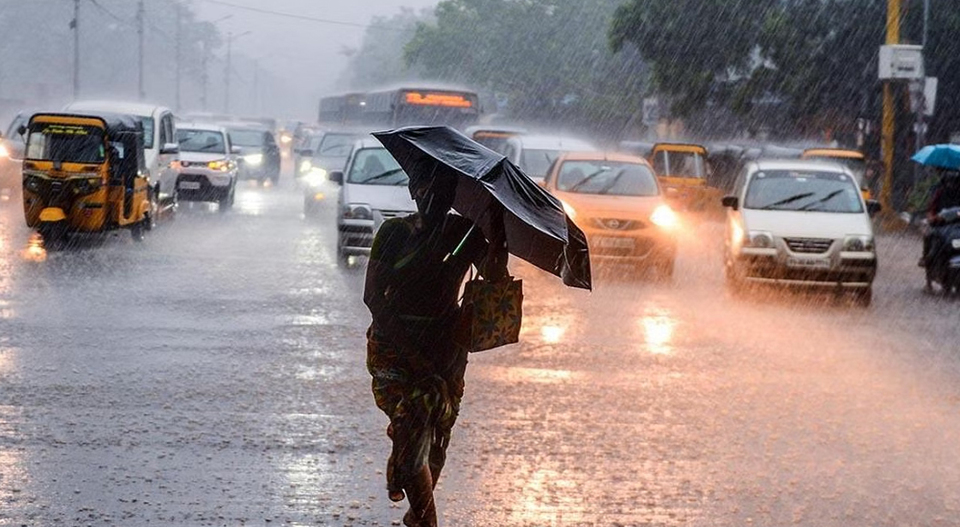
478 204 509 280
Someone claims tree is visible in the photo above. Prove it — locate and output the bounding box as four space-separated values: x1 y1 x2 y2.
404 0 649 138
338 8 433 91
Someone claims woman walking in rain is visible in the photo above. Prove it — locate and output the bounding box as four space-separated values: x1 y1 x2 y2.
363 171 507 527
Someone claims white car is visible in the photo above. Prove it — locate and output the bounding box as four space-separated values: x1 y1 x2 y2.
502 134 597 183
64 100 179 212
174 123 239 211
327 137 416 266
721 159 881 306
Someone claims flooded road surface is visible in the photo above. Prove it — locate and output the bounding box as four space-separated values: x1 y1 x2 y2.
1 183 959 526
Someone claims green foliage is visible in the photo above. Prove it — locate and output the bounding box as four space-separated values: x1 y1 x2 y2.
340 8 432 91
404 0 648 135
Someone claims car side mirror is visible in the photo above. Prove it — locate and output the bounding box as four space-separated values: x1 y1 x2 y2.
230 146 242 155
17 125 27 137
866 199 882 217
328 170 343 185
298 149 314 158
721 195 739 210
160 142 179 155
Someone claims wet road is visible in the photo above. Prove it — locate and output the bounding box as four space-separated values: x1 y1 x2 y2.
1 181 959 527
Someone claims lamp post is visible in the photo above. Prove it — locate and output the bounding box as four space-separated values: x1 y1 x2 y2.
201 14 233 111
224 30 252 114
879 0 900 220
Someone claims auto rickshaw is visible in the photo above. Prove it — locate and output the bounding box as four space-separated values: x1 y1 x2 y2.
20 112 155 244
801 148 872 200
649 142 723 217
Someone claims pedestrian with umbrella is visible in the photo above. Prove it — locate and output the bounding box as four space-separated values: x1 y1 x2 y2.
912 145 960 267
363 126 590 526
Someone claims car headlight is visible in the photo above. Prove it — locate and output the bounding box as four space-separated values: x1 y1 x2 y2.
23 174 42 193
243 153 263 166
342 203 372 220
843 235 875 252
559 199 576 220
303 168 327 187
207 159 232 172
0 144 9 158
649 204 678 229
299 159 313 173
746 230 774 248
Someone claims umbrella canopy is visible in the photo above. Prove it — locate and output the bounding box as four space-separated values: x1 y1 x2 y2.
373 125 591 290
912 144 960 170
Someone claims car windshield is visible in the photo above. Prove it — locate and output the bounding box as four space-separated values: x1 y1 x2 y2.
745 170 863 213
806 156 867 187
348 148 408 185
520 148 561 179
317 134 357 156
652 150 706 178
176 129 226 154
25 122 105 163
228 129 264 147
556 161 659 196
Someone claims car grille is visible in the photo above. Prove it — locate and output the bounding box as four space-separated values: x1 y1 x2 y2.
784 237 833 254
589 218 644 231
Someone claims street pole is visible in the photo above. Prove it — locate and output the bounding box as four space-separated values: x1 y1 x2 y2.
879 0 900 219
200 39 208 111
253 58 259 116
72 0 80 99
175 2 182 111
224 31 232 114
137 0 145 101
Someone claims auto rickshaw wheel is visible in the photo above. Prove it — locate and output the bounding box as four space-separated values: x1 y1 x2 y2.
130 220 145 242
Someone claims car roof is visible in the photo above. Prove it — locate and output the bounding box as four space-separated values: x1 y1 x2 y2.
751 158 852 174
556 151 652 166
802 148 865 159
176 122 226 133
65 100 170 118
510 135 595 150
222 121 271 132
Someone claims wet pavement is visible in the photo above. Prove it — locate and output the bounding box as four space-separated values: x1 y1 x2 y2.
1 181 959 527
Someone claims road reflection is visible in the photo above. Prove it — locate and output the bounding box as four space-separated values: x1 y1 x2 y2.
18 233 46 263
641 306 676 355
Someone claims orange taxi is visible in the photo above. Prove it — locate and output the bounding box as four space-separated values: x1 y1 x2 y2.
542 152 679 278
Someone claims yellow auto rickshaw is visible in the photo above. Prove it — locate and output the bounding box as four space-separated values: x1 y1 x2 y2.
801 148 872 200
21 112 155 244
649 142 723 217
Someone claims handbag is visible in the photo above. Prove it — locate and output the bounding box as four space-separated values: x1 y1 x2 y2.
459 275 523 353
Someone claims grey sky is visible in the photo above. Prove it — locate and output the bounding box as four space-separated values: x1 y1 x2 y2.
191 0 439 119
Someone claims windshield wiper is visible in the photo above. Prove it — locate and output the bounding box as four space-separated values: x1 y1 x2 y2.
797 190 845 211
597 168 627 195
569 169 609 191
360 168 405 183
758 192 815 210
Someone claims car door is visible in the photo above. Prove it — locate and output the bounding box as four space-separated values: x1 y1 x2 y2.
156 112 179 202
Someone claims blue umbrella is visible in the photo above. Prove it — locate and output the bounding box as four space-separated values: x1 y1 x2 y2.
911 144 960 170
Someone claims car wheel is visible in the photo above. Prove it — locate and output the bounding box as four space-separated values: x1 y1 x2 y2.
131 220 145 242
336 235 350 268
219 186 235 213
852 287 872 307
653 257 675 282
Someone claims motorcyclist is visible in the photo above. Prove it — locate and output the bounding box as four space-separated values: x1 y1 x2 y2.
920 169 960 266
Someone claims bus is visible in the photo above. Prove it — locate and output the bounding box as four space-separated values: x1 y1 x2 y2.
318 86 482 131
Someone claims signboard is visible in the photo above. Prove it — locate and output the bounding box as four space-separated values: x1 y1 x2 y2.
878 45 924 80
642 97 660 126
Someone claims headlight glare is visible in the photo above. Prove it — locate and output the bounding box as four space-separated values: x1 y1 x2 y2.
303 168 327 187
650 204 678 228
243 153 263 166
207 159 232 172
299 159 313 173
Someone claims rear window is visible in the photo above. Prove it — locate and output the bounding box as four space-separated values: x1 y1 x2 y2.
556 161 659 196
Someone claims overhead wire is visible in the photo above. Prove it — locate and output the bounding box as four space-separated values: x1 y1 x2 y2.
196 0 407 32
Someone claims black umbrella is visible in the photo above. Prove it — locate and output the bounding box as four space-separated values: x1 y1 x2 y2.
372 125 591 290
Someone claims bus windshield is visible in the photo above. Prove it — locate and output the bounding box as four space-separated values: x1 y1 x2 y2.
25 122 105 163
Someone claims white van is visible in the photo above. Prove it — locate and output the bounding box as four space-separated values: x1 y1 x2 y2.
63 101 180 211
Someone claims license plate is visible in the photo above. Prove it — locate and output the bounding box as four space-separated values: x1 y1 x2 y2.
179 181 201 190
595 236 635 249
786 257 830 269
